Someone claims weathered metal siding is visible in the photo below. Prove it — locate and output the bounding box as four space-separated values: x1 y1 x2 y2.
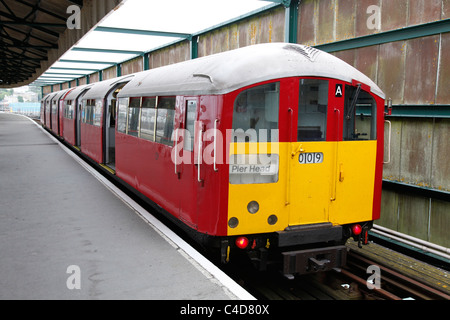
298 0 450 246
102 66 117 80
197 6 285 56
149 41 190 69
89 72 100 84
121 56 143 76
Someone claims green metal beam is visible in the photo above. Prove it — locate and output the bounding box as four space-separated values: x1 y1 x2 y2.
261 0 291 6
39 76 76 79
71 47 144 55
44 72 90 76
285 0 299 43
59 59 115 65
190 35 198 59
50 67 99 72
116 64 121 77
315 18 450 53
95 26 191 39
383 180 450 202
143 54 149 70
386 105 450 119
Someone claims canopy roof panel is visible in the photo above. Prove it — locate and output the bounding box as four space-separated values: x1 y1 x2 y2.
30 0 277 87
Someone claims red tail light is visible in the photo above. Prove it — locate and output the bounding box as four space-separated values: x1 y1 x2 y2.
235 237 249 249
352 224 362 236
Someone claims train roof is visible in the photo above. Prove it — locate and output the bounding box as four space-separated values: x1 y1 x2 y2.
82 74 135 100
51 89 70 102
64 84 93 100
118 43 385 99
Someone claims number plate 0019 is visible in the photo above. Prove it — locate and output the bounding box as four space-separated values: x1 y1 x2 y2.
298 152 324 164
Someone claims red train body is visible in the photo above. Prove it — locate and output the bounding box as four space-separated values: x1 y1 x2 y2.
41 43 386 275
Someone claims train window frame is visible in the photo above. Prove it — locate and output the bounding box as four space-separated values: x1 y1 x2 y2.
232 81 280 143
64 100 73 119
127 97 141 137
52 99 57 114
155 96 176 147
117 98 129 134
343 85 377 141
94 99 103 127
184 100 197 152
297 79 328 142
140 97 157 142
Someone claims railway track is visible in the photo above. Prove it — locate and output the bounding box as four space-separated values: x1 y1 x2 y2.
225 242 450 300
339 251 450 300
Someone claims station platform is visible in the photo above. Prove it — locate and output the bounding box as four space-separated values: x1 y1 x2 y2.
0 112 252 300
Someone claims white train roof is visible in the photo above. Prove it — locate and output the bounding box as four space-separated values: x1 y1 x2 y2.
118 43 385 99
82 74 135 100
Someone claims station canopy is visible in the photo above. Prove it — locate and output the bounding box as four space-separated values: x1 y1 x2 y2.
32 0 279 87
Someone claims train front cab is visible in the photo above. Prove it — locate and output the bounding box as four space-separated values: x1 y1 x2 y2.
226 76 384 275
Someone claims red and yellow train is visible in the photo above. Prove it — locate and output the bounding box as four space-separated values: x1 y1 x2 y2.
40 43 386 275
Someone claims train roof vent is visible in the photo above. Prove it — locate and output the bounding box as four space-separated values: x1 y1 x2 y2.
283 44 320 62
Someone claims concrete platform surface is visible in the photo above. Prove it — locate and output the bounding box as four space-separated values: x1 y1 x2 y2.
0 113 249 300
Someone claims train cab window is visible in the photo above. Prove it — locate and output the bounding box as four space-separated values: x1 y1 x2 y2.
117 98 128 134
127 97 141 137
155 97 176 146
343 85 376 141
140 97 156 141
298 79 328 141
232 82 279 143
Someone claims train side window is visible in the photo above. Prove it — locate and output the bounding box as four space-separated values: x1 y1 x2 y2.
127 97 141 137
140 97 156 141
184 100 197 152
94 99 103 127
298 79 328 141
64 100 73 119
52 100 57 114
232 82 279 143
82 100 93 125
155 97 176 146
343 86 376 141
117 98 128 133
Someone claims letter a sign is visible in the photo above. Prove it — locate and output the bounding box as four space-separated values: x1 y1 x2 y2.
335 84 343 97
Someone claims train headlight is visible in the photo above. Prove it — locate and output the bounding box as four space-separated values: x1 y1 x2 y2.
247 201 259 214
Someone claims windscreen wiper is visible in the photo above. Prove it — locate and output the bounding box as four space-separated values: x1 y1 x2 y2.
346 83 361 120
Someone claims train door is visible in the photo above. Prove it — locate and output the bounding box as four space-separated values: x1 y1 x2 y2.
329 83 378 224
288 78 340 226
75 97 83 148
174 97 200 228
103 84 126 169
75 87 91 148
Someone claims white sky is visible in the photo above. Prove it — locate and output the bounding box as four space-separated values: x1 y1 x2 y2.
39 0 274 84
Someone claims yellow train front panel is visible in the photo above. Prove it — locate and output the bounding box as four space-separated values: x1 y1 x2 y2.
227 141 377 236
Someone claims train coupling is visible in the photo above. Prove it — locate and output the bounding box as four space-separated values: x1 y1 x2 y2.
282 245 347 275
